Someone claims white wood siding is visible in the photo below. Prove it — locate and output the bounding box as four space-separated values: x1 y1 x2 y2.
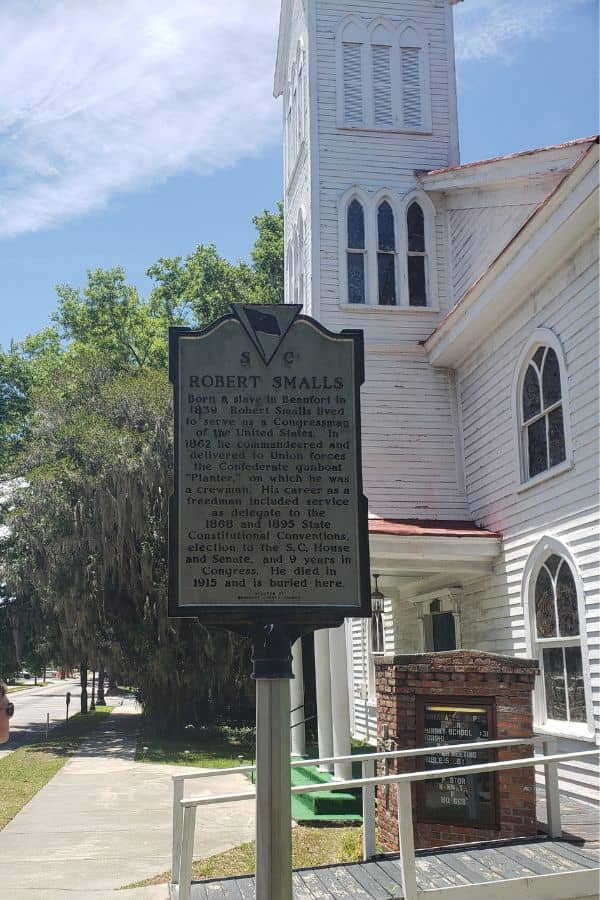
314 1 456 335
458 235 599 802
362 350 470 519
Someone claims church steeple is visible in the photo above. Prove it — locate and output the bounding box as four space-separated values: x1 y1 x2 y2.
276 0 461 319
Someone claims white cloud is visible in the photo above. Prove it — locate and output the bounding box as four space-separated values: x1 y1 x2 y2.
453 0 596 62
0 0 281 238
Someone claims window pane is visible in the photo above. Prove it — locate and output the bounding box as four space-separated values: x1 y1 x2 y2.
548 407 566 467
533 347 545 369
556 560 579 637
378 253 396 305
545 554 561 577
565 647 586 722
348 199 365 249
378 201 395 251
522 365 541 421
527 417 547 477
407 202 425 252
535 566 556 638
543 647 567 720
347 253 365 304
542 348 561 407
408 255 427 306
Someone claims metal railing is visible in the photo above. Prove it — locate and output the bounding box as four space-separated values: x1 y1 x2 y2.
171 740 599 900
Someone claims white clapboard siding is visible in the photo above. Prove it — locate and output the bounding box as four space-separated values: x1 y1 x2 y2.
361 351 469 519
449 204 538 302
314 0 456 330
457 235 599 803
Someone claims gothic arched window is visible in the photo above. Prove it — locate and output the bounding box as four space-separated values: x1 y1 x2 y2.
347 199 366 304
377 200 396 305
533 554 587 724
370 22 393 128
521 346 566 480
407 201 427 306
399 23 430 131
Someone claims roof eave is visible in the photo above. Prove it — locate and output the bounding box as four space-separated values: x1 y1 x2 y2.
425 140 599 369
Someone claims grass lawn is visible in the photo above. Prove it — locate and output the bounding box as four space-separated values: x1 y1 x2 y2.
126 824 363 888
136 723 255 768
0 706 112 831
5 684 37 693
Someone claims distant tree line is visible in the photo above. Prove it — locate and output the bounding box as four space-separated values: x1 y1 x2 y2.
0 204 283 731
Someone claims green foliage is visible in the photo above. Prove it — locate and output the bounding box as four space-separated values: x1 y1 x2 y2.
146 202 284 327
0 202 284 730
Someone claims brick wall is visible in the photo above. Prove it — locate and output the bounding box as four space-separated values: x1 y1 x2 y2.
375 651 538 850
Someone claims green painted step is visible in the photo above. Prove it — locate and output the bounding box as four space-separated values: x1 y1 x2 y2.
291 764 362 824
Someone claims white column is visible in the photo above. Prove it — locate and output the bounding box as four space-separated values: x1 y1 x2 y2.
255 678 292 900
314 628 334 773
329 622 353 781
290 638 306 758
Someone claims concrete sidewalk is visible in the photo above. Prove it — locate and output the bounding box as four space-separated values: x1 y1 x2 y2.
0 699 255 900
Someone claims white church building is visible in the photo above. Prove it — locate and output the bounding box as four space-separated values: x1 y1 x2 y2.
274 0 599 803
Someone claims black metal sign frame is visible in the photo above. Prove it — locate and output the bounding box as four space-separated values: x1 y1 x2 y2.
415 695 500 830
168 306 371 628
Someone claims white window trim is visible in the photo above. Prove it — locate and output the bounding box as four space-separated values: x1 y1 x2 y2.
285 41 307 189
337 185 438 310
416 588 462 652
367 605 387 704
522 535 594 740
512 328 573 489
400 188 439 311
335 15 432 133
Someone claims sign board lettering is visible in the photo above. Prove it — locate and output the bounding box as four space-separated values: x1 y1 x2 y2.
416 698 498 828
169 305 370 625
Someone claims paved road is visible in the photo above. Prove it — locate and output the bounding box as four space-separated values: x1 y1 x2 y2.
0 679 81 758
0 700 255 899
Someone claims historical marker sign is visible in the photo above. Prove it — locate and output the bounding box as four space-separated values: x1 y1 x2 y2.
169 305 370 625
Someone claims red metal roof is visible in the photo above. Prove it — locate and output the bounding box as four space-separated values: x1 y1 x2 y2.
422 136 597 177
368 518 499 539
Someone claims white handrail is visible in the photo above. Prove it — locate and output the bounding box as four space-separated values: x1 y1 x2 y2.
170 736 531 879
171 736 532 781
172 744 600 900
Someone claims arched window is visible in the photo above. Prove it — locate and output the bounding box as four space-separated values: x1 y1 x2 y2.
370 22 393 128
297 214 305 306
347 199 366 304
521 346 566 480
399 24 429 131
286 241 294 304
406 201 427 306
338 18 366 127
377 200 396 305
533 554 587 724
297 51 305 147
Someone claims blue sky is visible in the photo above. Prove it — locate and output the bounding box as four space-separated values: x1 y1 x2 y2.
0 0 597 348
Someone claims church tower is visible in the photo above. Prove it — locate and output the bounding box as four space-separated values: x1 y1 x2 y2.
275 0 461 321
274 0 469 524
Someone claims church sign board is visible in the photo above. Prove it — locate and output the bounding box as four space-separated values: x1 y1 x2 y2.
416 697 499 828
168 305 370 626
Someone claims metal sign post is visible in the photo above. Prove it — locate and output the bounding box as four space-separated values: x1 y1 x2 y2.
169 305 371 898
252 624 294 900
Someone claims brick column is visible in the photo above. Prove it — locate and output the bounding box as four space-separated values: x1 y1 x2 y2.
375 651 538 851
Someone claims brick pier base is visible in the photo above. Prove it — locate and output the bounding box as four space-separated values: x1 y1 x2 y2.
375 651 539 850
